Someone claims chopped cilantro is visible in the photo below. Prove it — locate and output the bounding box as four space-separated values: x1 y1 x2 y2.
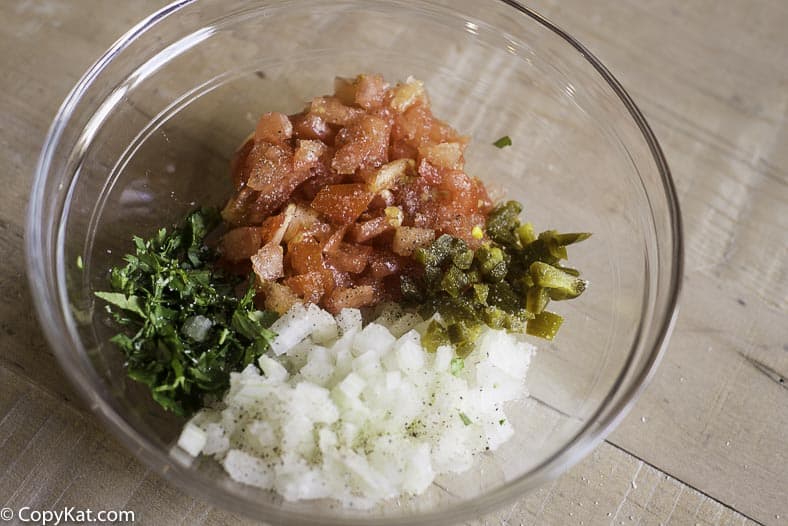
450 357 464 376
95 208 277 416
459 412 472 426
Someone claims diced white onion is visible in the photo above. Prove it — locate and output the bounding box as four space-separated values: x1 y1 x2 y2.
181 305 535 506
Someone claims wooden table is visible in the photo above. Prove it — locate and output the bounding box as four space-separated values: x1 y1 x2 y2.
1 1 786 524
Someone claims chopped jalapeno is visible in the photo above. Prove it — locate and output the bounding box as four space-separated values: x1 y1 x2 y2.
401 200 590 351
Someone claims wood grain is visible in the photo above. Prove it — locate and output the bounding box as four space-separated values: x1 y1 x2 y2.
529 1 788 523
0 0 785 525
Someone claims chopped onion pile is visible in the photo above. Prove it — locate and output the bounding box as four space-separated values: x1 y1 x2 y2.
177 304 534 507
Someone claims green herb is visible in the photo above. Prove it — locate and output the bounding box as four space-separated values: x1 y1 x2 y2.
450 357 464 376
459 412 472 426
499 419 506 426
493 135 512 148
402 200 589 350
94 208 277 416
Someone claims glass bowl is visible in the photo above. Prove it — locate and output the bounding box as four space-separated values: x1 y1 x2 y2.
26 0 683 524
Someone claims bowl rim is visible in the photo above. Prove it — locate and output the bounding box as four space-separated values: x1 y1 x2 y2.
26 0 684 524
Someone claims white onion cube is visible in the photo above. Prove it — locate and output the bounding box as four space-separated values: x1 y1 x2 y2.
177 423 206 456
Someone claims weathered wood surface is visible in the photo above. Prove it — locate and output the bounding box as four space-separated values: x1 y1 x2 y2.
0 0 785 525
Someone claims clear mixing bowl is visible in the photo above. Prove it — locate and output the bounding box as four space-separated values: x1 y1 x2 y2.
26 0 683 524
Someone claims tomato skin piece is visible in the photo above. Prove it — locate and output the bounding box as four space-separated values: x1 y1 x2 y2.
310 184 374 224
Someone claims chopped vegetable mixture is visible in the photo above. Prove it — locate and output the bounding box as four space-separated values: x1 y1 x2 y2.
96 73 590 420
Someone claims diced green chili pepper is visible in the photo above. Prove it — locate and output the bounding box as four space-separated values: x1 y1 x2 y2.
554 232 592 246
517 222 536 245
526 310 563 340
485 201 522 246
452 249 474 270
440 265 470 298
400 274 424 302
526 286 550 315
400 199 589 346
423 320 449 353
448 320 483 358
472 283 489 304
529 261 587 299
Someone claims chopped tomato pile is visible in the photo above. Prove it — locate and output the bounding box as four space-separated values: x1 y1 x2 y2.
219 74 493 314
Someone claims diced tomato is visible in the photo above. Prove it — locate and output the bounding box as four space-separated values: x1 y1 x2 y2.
242 142 314 219
254 112 293 145
288 240 324 274
285 271 329 304
391 104 432 147
290 112 336 144
259 281 301 314
325 266 353 289
296 148 344 201
389 139 418 161
325 242 372 274
245 142 292 192
221 187 258 226
418 142 464 171
293 140 328 171
392 226 435 256
220 227 263 262
282 204 320 242
437 170 474 207
323 285 376 313
230 137 254 190
261 203 296 245
321 225 347 254
348 216 393 243
428 117 466 145
367 251 406 279
354 74 388 109
220 74 499 313
368 190 395 210
332 115 391 174
416 158 442 185
309 97 364 126
310 184 374 224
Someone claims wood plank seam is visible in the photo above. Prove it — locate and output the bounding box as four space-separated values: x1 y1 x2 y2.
603 440 767 526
